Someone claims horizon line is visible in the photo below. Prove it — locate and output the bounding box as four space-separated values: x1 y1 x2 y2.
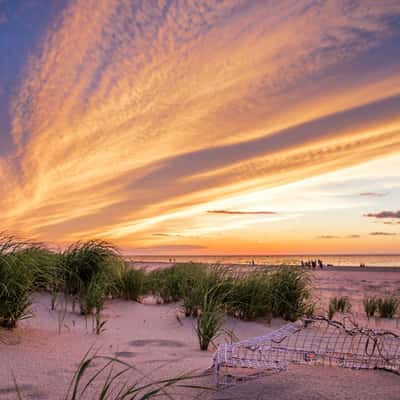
124 253 400 257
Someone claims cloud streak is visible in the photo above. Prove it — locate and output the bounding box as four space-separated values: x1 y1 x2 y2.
207 210 276 216
365 211 400 219
359 192 388 197
369 232 397 236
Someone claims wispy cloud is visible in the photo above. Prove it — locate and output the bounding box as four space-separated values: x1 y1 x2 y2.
207 210 277 215
369 232 397 236
152 233 183 237
365 211 400 219
359 192 388 197
130 244 206 254
317 234 361 239
0 0 400 252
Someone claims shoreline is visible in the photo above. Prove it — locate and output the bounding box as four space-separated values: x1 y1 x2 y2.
130 260 400 273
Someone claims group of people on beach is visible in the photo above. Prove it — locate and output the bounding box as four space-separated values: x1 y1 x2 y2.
301 259 324 269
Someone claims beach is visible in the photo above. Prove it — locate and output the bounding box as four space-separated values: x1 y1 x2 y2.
1 265 399 399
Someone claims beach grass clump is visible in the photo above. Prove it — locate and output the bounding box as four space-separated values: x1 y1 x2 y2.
227 271 272 320
377 297 398 319
59 240 121 315
114 264 146 301
0 236 41 329
268 267 311 321
145 263 211 304
182 265 233 317
363 297 379 318
328 296 351 320
196 284 226 351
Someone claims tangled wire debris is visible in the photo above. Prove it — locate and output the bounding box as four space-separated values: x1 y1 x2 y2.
213 316 400 385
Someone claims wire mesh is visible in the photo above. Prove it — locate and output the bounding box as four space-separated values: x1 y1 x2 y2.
213 316 400 385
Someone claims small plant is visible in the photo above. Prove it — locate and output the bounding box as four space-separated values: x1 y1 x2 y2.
328 296 351 320
196 285 226 351
377 297 398 318
363 297 378 318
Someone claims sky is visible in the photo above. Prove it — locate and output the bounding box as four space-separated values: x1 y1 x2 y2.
1 0 400 255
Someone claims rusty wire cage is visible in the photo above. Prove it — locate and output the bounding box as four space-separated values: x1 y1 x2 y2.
213 316 400 385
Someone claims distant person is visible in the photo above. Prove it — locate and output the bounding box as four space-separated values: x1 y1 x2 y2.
311 260 316 269
318 259 323 269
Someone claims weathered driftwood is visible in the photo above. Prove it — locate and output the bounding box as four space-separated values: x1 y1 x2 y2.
212 316 400 384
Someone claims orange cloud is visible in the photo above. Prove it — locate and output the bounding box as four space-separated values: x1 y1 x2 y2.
1 0 400 253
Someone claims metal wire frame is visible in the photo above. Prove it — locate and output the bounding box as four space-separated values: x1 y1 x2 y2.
212 316 400 385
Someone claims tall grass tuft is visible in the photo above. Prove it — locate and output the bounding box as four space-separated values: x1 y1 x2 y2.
268 267 311 321
181 265 231 317
363 297 378 319
0 236 42 328
114 264 146 301
60 240 121 315
328 296 351 320
227 271 272 320
377 297 398 318
145 263 212 305
196 284 226 351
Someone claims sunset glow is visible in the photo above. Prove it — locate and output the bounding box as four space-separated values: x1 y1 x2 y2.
1 0 400 254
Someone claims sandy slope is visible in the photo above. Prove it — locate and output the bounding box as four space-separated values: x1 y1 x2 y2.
0 268 399 399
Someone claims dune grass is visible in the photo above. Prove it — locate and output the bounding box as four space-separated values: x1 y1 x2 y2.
59 240 121 316
328 296 351 320
196 284 226 351
377 297 398 318
0 233 313 335
0 236 46 328
363 297 379 319
226 270 272 320
362 296 398 319
114 264 146 301
268 267 311 321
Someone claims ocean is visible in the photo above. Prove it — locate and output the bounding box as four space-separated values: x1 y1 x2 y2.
127 254 400 268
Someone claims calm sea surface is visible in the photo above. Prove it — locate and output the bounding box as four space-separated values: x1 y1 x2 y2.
127 254 400 267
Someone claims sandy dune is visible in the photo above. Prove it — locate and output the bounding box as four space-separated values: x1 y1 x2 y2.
1 267 399 399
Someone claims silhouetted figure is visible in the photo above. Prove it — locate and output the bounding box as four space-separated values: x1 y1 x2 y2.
318 259 323 269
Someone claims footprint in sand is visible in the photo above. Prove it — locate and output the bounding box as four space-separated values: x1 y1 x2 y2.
0 384 47 398
114 351 138 358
